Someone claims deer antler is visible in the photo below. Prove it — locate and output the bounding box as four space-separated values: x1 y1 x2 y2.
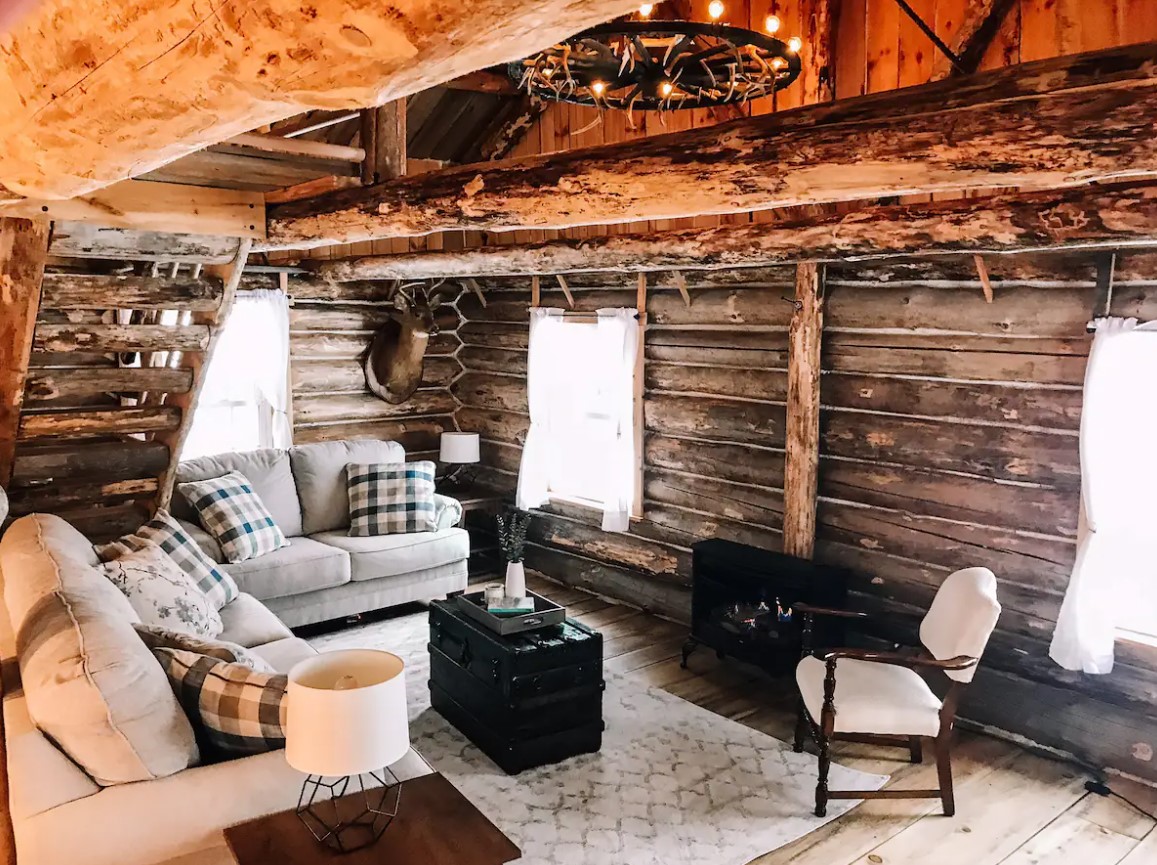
422 278 459 310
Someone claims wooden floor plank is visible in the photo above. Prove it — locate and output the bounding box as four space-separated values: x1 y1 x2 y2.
1070 782 1157 841
1117 829 1157 865
999 811 1139 865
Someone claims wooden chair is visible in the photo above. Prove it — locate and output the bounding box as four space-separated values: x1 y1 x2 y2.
792 567 1001 818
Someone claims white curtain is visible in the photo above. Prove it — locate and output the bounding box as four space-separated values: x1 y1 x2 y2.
1050 317 1157 674
182 289 293 460
596 308 639 532
516 307 566 510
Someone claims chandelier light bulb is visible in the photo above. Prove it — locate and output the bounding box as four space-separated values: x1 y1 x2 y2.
591 80 607 96
765 14 781 33
708 0 725 20
771 57 786 70
639 3 654 16
660 81 674 97
787 35 802 52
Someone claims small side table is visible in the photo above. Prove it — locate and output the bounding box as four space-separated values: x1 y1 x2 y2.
439 484 509 577
225 772 519 865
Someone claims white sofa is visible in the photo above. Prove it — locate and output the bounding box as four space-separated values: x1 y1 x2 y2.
170 439 469 627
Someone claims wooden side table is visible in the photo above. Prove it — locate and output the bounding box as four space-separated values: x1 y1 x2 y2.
225 772 519 865
440 484 509 577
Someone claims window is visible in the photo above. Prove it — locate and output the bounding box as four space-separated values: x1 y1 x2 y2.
181 289 292 460
516 308 641 532
1050 319 1157 673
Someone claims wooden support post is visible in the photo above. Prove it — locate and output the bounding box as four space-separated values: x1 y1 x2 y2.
783 262 825 560
556 274 575 308
360 100 407 186
672 271 691 308
531 275 541 307
154 238 252 512
0 217 50 487
973 254 994 303
636 273 647 314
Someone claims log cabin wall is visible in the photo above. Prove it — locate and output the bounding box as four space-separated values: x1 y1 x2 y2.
452 253 1157 784
281 275 465 462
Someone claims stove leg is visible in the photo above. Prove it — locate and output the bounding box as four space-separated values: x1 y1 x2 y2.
680 638 698 669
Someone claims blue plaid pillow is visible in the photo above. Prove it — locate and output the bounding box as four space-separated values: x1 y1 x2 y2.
347 461 437 536
178 471 288 564
153 648 287 759
97 509 238 609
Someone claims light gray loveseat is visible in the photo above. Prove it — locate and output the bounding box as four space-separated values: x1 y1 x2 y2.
172 438 469 627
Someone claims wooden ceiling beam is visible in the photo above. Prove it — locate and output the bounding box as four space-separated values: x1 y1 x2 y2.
267 42 1157 248
0 0 640 200
303 183 1157 282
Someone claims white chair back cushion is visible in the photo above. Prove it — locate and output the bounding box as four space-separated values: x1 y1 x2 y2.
919 567 1001 683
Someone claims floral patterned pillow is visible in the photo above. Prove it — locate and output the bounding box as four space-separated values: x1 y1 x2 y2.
103 544 223 639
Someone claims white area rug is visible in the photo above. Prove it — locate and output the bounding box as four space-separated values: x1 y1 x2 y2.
310 610 887 865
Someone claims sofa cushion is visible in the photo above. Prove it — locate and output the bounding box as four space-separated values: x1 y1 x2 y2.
0 514 198 785
102 544 224 638
154 649 288 759
310 528 470 582
217 593 293 648
176 448 303 538
224 537 350 602
290 439 406 536
252 637 318 673
134 624 274 673
98 510 238 609
178 471 289 564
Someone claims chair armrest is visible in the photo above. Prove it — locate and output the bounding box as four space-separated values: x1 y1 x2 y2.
433 493 464 530
814 647 979 673
794 602 871 620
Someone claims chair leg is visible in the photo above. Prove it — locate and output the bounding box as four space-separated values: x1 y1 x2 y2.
793 699 808 753
935 733 955 816
814 733 831 818
909 736 923 764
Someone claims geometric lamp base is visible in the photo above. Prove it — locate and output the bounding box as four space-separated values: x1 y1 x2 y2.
296 768 402 854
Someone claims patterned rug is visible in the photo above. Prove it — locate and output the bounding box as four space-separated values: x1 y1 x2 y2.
309 609 887 865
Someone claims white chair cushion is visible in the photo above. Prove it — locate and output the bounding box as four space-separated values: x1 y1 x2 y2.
796 655 943 737
920 567 1001 683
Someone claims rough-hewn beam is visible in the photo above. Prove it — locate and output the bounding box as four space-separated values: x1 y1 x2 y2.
360 101 407 186
305 183 1157 281
0 218 49 486
933 0 1019 80
0 181 265 239
0 0 639 200
268 43 1157 248
783 263 824 560
47 223 240 263
40 273 224 311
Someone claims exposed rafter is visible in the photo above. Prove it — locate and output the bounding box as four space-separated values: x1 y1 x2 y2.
302 183 1157 282
267 43 1157 249
933 0 1019 80
0 0 640 200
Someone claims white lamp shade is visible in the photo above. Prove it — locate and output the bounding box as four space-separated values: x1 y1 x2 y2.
439 431 480 464
285 649 409 777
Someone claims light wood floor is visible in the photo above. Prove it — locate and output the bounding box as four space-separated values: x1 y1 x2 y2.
513 572 1157 865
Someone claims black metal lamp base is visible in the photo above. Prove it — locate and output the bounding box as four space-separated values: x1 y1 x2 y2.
296 768 402 853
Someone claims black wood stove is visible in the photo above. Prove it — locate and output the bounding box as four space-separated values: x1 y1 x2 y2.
682 539 852 677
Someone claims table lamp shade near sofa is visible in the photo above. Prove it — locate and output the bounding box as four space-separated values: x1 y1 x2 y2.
439 432 480 465
286 649 409 777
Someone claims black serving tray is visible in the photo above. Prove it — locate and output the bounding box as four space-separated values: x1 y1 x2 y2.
455 590 566 636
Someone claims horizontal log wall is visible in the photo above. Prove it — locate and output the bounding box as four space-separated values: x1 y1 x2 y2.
453 254 1157 784
285 275 464 460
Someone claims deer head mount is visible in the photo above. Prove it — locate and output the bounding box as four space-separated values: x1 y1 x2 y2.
363 279 456 405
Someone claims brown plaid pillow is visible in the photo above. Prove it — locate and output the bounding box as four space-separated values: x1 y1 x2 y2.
153 648 287 758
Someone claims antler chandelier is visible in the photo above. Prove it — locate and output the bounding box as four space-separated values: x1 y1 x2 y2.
510 2 803 118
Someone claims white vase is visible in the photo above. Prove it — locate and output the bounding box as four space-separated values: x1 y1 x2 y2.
504 561 526 599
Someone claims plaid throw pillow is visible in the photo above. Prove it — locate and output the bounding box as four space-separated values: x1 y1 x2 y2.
153 648 287 758
97 510 238 609
178 471 288 564
134 624 274 673
347 461 438 536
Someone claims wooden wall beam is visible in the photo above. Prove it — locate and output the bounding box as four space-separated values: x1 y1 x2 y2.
0 0 640 200
40 273 224 311
360 101 407 186
267 43 1157 247
306 183 1157 281
47 223 240 263
782 263 824 560
0 181 265 240
801 0 836 104
0 218 50 486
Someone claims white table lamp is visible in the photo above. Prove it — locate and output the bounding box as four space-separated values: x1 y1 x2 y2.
439 431 480 490
286 650 409 852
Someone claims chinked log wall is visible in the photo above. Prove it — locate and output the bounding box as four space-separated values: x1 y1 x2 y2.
281 275 464 462
452 255 1157 784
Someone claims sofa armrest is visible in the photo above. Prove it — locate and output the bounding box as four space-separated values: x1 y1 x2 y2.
433 494 464 530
